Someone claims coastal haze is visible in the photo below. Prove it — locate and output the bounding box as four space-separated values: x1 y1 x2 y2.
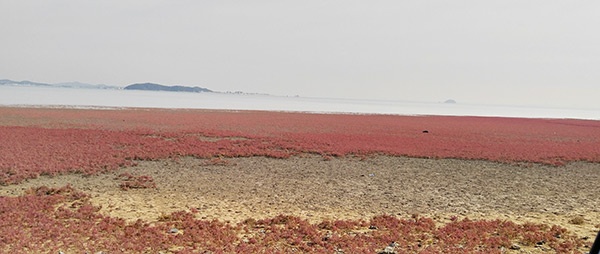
2 1 600 111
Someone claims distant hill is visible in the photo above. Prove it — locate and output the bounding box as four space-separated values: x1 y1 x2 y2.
54 81 117 89
444 99 457 104
124 83 212 93
2 78 216 94
0 79 51 87
0 79 118 89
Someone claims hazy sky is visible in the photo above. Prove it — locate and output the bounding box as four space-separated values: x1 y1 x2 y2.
1 1 599 109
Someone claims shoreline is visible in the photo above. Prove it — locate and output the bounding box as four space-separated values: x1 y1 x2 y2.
2 104 599 121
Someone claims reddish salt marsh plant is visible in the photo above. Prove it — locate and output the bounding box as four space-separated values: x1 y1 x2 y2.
116 172 156 190
0 186 589 253
1 107 600 184
0 186 588 253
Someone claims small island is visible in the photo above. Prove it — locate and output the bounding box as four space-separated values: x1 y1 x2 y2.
444 99 457 104
124 83 212 93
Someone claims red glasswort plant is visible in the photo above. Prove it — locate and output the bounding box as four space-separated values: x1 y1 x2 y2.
1 107 599 184
0 187 587 253
117 172 157 190
0 107 597 253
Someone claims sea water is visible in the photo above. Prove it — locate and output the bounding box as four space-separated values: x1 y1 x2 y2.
0 85 598 120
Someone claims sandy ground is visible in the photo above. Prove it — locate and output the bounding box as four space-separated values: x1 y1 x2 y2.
2 155 599 242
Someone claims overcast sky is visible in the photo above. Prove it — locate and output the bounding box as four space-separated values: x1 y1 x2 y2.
1 1 599 109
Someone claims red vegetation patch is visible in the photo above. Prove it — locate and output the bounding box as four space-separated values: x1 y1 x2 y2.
0 186 587 253
1 107 600 184
116 172 156 190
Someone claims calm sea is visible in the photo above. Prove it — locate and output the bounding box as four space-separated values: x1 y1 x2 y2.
1 86 598 120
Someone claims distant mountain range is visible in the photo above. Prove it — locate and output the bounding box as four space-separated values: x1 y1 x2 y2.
124 83 212 93
0 79 212 93
0 79 118 89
